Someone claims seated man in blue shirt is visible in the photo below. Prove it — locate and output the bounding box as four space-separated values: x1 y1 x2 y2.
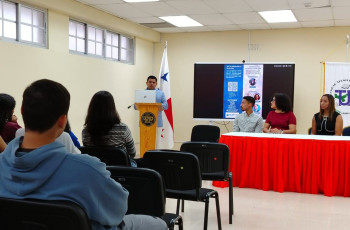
0 79 167 230
233 96 263 133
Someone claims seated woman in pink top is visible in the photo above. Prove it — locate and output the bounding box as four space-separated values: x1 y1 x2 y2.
263 93 297 134
0 93 21 143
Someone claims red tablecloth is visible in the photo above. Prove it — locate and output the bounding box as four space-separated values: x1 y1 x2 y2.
213 134 350 197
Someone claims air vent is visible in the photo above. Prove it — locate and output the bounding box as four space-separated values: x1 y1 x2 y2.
140 22 175 28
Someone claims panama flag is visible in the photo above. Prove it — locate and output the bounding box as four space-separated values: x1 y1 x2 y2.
157 42 174 149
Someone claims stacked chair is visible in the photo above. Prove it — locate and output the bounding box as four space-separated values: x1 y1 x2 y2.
143 150 222 230
107 166 183 230
181 124 234 224
79 146 130 166
0 198 91 230
180 142 233 224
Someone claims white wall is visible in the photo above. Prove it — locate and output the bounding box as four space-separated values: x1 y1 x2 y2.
2 0 350 152
153 28 350 149
0 0 160 155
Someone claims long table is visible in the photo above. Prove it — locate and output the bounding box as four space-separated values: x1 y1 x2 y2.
213 132 350 197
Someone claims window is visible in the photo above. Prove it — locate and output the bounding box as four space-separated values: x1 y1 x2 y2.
87 26 103 56
69 19 134 64
20 6 46 45
69 20 85 53
120 35 134 63
106 31 119 60
0 0 46 47
0 1 17 39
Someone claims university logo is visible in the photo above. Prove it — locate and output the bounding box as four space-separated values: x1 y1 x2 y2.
329 79 350 106
141 112 156 127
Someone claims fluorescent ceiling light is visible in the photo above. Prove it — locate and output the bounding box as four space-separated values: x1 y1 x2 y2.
123 0 159 2
159 16 203 27
259 10 297 23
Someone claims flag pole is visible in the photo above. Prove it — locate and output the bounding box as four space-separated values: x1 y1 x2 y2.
346 35 349 62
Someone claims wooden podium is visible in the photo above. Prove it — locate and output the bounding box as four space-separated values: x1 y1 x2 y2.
135 103 161 157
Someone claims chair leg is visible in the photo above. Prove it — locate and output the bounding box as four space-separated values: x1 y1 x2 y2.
203 199 209 230
178 216 184 230
176 199 180 215
228 173 234 224
214 192 222 230
181 199 185 212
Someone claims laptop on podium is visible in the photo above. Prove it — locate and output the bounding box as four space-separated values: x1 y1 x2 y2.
135 90 156 103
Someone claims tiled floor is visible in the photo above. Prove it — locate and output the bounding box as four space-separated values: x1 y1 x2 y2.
165 181 350 230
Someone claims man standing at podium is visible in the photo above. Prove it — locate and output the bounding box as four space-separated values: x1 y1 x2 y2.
146 75 168 128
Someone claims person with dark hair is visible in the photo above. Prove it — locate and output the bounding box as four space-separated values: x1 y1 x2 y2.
64 120 81 148
233 96 263 132
263 93 297 134
311 94 343 135
0 136 6 152
82 91 136 159
0 93 21 143
0 79 167 230
145 75 168 127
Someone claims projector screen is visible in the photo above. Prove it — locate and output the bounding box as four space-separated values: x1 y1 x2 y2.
193 63 295 120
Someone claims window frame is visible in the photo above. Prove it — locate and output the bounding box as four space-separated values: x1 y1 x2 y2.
69 19 135 65
0 0 47 48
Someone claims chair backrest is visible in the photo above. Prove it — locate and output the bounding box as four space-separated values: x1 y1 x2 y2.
0 198 91 230
308 127 312 135
343 126 350 136
143 150 202 191
107 166 165 217
180 142 229 175
79 146 130 166
191 125 220 142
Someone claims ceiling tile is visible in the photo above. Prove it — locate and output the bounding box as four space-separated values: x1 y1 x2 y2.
166 0 218 14
130 2 181 17
203 0 253 13
224 12 265 24
334 19 350 26
207 24 241 31
269 22 302 29
333 6 350 20
94 3 151 18
300 20 334 27
238 23 270 30
181 26 212 32
287 0 331 10
127 17 164 24
153 27 186 33
72 0 350 32
78 0 123 4
190 14 233 26
331 0 350 7
293 7 333 21
244 0 290 11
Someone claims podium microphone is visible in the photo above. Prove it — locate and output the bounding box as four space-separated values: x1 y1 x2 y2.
127 104 134 109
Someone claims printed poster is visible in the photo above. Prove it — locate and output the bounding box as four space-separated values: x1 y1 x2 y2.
223 64 243 118
243 64 263 116
325 62 350 127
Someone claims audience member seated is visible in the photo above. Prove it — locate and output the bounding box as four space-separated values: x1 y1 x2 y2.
311 94 343 135
0 136 6 152
263 93 297 134
16 128 81 154
65 120 81 148
82 91 136 159
0 93 21 143
233 96 263 133
0 79 167 230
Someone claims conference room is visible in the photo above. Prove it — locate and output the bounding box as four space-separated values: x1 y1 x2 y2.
1 0 350 229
